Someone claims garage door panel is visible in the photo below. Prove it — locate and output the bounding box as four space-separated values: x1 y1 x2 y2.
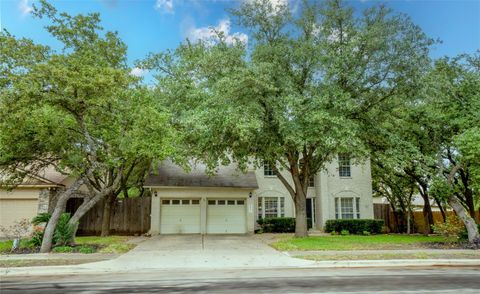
160 199 200 234
207 199 246 234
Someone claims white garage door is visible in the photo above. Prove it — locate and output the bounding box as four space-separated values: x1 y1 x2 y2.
160 199 201 234
207 199 246 234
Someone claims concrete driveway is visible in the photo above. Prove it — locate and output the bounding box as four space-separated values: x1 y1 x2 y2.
85 235 314 270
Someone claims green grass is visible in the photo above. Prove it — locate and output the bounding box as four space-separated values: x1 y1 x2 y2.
271 234 455 251
0 236 136 254
75 236 135 254
296 251 480 261
0 239 35 253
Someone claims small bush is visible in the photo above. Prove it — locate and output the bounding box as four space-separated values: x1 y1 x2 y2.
432 216 465 240
53 213 76 246
340 229 350 236
29 229 44 247
325 219 384 234
458 224 480 241
52 246 73 253
362 230 371 236
78 246 96 254
257 218 296 233
31 213 77 246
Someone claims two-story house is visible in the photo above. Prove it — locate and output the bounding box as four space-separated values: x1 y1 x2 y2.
146 156 374 235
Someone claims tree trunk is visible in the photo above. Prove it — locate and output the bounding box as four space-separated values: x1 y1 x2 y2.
420 193 434 235
407 208 411 234
68 193 105 240
40 177 86 253
294 194 308 237
434 197 447 223
448 164 480 246
464 189 476 220
101 193 116 237
448 196 480 246
40 195 67 253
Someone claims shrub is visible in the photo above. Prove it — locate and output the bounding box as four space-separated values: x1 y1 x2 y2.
30 212 76 246
362 230 371 236
54 213 76 246
257 218 295 233
325 219 384 234
0 218 32 239
52 246 73 253
432 216 465 240
458 224 480 241
78 246 96 254
340 229 350 235
29 228 44 247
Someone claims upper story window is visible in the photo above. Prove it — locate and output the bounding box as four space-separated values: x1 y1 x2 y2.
263 162 275 176
338 154 351 177
308 176 315 187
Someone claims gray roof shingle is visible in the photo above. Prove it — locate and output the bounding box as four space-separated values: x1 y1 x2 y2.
144 160 258 189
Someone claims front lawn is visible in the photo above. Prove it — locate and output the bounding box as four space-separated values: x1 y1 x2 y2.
75 236 136 253
0 236 136 254
270 234 457 251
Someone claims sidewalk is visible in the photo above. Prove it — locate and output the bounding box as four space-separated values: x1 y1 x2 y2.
1 256 479 277
0 253 118 261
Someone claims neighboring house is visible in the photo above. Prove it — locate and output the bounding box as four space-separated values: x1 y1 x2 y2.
0 171 65 237
145 155 374 235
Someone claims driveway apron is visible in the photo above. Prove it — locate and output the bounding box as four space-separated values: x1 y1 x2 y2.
84 235 314 270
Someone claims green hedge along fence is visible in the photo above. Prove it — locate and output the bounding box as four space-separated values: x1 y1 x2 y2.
325 219 384 234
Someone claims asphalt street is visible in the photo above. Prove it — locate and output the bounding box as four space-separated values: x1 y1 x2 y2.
1 266 480 293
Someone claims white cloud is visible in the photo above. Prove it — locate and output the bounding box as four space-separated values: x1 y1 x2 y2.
187 18 248 46
18 0 33 16
154 0 174 14
130 67 148 77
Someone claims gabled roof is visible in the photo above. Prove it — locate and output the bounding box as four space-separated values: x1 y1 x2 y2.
144 160 258 189
1 168 66 188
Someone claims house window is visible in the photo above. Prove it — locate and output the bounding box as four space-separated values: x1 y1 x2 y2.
335 197 360 219
338 154 351 177
309 176 315 187
257 197 285 219
263 162 275 176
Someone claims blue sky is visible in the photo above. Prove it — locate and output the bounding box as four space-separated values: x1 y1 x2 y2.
1 0 479 74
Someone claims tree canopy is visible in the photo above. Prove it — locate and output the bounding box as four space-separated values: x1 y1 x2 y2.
0 0 175 251
144 0 434 236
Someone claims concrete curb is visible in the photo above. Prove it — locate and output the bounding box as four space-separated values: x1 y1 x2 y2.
1 259 479 277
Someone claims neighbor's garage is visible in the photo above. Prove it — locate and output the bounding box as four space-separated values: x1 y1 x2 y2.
160 199 201 234
0 188 40 237
207 199 246 234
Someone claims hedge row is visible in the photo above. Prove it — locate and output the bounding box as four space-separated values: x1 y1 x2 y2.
325 219 384 234
257 217 295 233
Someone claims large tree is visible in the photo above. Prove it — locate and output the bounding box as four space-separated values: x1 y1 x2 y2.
0 1 174 251
428 54 480 244
145 0 432 236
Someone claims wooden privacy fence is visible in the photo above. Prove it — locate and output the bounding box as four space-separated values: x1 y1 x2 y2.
67 196 151 236
374 203 480 234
